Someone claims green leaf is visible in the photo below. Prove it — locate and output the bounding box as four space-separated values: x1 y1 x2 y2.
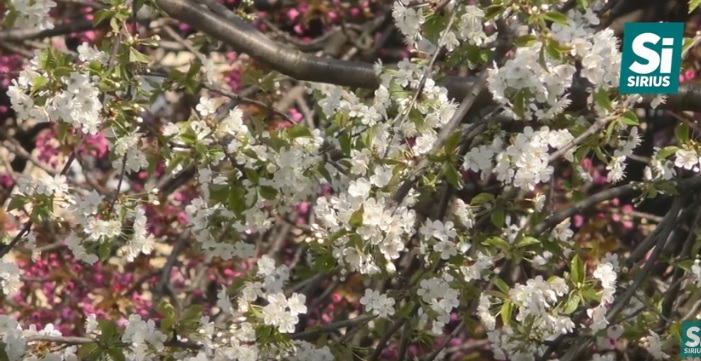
694 240 701 261
684 37 698 56
349 207 364 228
580 287 600 302
317 163 332 183
690 0 701 14
594 89 613 112
543 11 569 25
30 76 48 93
570 254 585 285
594 146 608 163
110 17 120 34
182 304 204 322
562 293 581 314
420 14 447 42
158 306 175 332
259 186 278 201
241 69 265 88
228 277 247 293
512 89 527 119
187 60 203 80
514 35 538 48
6 196 26 212
493 277 510 294
98 241 111 261
538 44 549 70
484 4 504 19
0 343 9 361
77 343 101 361
678 259 695 272
106 348 126 361
545 40 563 61
484 289 509 300
128 48 150 64
491 208 505 228
98 320 118 343
57 122 70 143
227 185 247 216
482 236 510 250
655 180 680 195
470 192 494 206
4 11 18 28
646 186 658 199
396 301 415 318
178 304 203 334
156 300 176 320
168 68 186 82
93 8 113 26
327 229 348 244
287 124 312 139
442 163 463 190
443 131 461 154
134 0 145 12
338 131 352 156
500 301 512 326
676 122 690 143
314 253 336 272
545 39 571 59
670 321 683 341
515 236 540 248
619 110 639 126
243 168 260 184
657 146 679 159
574 145 591 162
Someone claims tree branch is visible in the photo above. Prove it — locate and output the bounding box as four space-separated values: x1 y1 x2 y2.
153 0 701 113
531 175 701 236
156 0 379 89
560 197 686 361
290 315 374 340
0 19 97 41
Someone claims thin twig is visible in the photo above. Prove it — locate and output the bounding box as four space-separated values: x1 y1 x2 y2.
422 321 465 361
0 19 99 41
531 182 639 236
368 304 418 361
388 69 490 209
289 315 375 340
156 232 190 296
561 198 684 361
383 11 458 158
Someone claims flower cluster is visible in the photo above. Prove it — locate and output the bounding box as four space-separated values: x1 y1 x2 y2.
8 50 104 135
416 275 460 334
122 315 168 360
511 276 573 336
0 261 22 296
588 257 619 333
3 0 700 360
359 289 395 318
463 126 574 190
489 6 621 122
606 126 643 183
552 9 621 89
261 292 308 333
5 0 56 31
314 192 416 275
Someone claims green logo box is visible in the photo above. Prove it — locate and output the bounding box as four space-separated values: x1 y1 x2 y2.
619 22 684 95
682 321 701 357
